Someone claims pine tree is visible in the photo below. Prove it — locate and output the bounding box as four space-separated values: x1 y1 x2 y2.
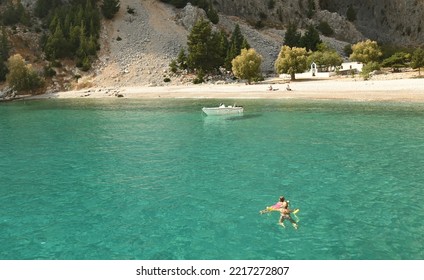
101 0 120 19
206 4 219 24
177 48 188 70
411 48 424 76
35 0 62 18
225 24 249 70
284 23 301 48
0 28 9 82
44 24 68 59
187 18 224 73
346 5 356 22
300 24 322 51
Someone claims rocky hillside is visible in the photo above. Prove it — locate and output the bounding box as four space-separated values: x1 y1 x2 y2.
1 0 423 92
213 0 424 46
92 0 352 87
318 0 424 46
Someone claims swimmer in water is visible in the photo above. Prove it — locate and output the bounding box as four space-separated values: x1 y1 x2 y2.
279 204 298 229
259 196 288 214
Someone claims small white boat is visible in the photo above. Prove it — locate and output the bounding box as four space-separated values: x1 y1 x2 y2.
202 103 244 115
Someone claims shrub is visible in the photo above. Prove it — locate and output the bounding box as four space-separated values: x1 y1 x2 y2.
346 5 356 22
102 0 120 19
6 54 44 93
43 65 56 77
350 40 382 64
127 6 135 15
361 61 381 80
317 21 334 36
275 46 308 80
232 48 262 84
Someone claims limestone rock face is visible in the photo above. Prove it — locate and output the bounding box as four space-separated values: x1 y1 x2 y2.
176 3 208 30
314 10 364 43
318 0 424 45
212 0 424 46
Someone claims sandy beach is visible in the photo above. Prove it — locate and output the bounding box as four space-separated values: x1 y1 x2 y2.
28 77 424 103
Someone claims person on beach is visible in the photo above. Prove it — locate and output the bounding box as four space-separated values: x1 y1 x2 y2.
286 84 291 91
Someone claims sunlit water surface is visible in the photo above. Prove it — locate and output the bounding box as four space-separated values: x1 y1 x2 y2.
1 99 423 259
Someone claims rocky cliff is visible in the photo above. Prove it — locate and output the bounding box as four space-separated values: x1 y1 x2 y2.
213 0 424 46
318 0 424 45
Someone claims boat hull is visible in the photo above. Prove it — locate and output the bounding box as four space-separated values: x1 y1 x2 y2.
202 107 244 115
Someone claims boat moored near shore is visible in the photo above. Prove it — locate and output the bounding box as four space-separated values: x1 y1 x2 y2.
202 103 243 115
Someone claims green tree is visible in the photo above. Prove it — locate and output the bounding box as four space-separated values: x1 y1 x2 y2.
317 21 334 36
6 54 44 93
42 1 100 69
177 48 188 70
382 52 410 72
0 27 9 81
343 44 353 57
1 0 30 25
307 0 316 19
284 23 301 48
206 4 219 24
225 24 247 69
411 47 424 76
274 46 308 80
349 40 382 64
44 24 69 59
187 18 211 71
346 5 356 22
307 44 343 72
300 24 322 51
360 61 381 80
232 48 262 84
187 18 223 72
35 0 61 18
101 0 120 19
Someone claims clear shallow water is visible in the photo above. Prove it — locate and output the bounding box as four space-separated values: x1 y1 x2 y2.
1 99 424 260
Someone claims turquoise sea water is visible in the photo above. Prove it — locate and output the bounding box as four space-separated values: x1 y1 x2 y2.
1 98 424 260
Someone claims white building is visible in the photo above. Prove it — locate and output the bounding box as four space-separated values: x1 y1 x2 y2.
340 62 364 73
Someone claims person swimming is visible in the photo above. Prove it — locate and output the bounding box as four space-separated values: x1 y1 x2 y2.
259 196 287 214
260 196 299 229
279 204 298 229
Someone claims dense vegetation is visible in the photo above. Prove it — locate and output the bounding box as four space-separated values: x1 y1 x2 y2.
170 19 250 82
0 27 9 82
101 0 120 19
232 48 262 83
284 23 322 52
38 0 101 70
6 54 44 93
0 0 31 26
